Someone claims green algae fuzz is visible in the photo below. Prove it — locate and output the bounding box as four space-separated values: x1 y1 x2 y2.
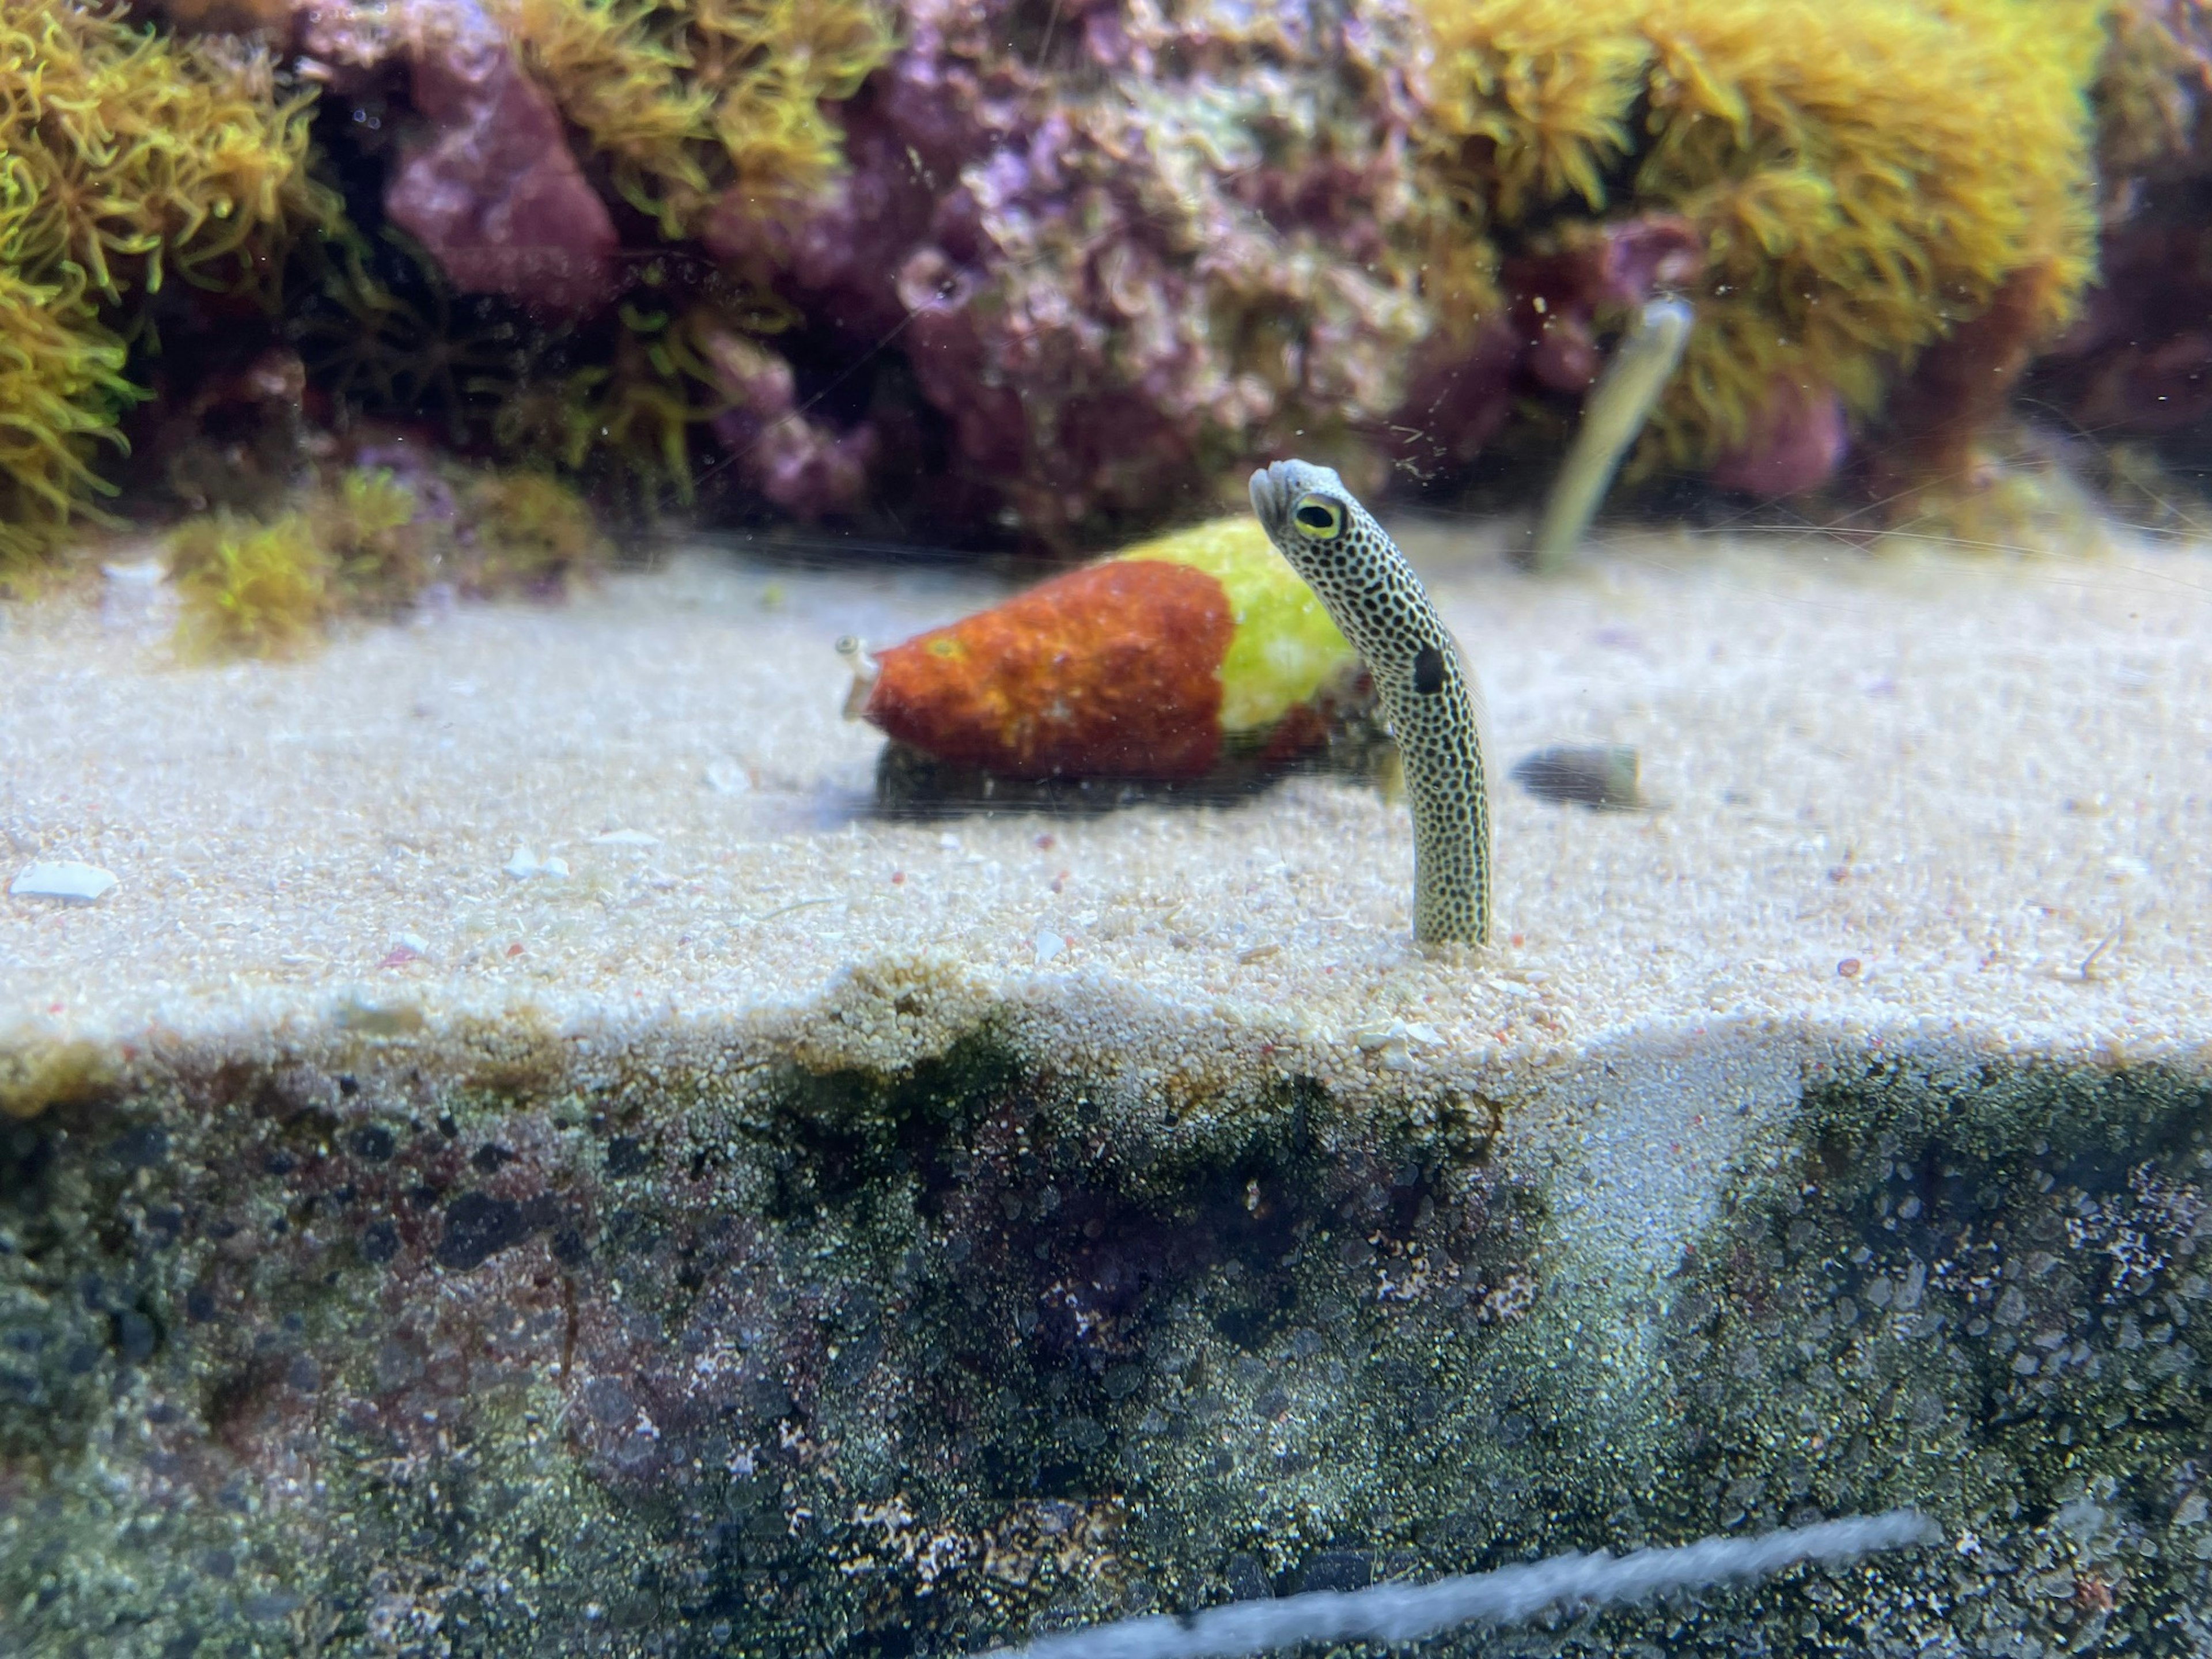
1115 517 1359 736
3 1005 2206 1656
0 1040 118 1121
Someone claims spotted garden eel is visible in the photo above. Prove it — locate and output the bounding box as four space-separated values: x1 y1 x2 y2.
1531 297 1695 572
1249 460 1491 945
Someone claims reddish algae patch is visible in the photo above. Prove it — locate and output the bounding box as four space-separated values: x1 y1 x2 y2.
864 559 1234 779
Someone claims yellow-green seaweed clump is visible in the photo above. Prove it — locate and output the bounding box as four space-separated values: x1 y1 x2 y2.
1413 0 2107 472
0 1038 120 1122
0 230 135 586
1112 518 1359 738
168 464 612 658
168 507 331 658
487 0 897 240
321 465 429 608
0 1 329 578
461 468 615 587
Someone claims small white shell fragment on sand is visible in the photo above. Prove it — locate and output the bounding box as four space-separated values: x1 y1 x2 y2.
10 862 119 904
100 558 168 634
705 761 752 796
1352 1018 1442 1052
505 847 570 880
1034 929 1067 965
592 830 661 847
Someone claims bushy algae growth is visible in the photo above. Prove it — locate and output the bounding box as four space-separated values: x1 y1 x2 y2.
442 0 893 505
167 463 611 657
0 220 134 585
168 507 330 658
1413 0 2104 479
461 466 618 587
0 1 328 577
487 0 896 241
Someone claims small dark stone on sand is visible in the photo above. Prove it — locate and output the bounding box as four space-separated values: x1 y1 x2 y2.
359 1218 399 1264
112 1309 158 1363
109 1126 169 1169
349 1126 396 1163
436 1192 528 1271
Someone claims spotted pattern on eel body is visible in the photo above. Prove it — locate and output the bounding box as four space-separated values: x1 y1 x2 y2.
1249 459 1493 946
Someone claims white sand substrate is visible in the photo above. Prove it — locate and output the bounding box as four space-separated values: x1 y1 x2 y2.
5 524 2207 1291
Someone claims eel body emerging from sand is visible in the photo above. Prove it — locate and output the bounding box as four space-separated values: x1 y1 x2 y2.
1531 297 1695 571
1249 460 1492 945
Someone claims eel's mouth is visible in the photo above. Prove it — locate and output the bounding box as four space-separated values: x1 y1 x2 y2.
1248 464 1293 541
1251 459 1340 542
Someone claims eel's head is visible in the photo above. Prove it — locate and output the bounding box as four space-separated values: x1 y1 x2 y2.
1249 459 1357 572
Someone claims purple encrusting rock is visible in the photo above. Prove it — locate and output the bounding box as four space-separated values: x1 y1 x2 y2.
2041 221 2212 440
1709 377 1849 498
2024 0 2212 461
709 0 1435 546
703 330 881 518
296 0 1865 529
381 1 620 317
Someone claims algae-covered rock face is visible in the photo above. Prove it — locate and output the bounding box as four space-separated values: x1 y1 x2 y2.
1662 1062 2212 1656
2 1012 2205 1657
0 1021 1522 1654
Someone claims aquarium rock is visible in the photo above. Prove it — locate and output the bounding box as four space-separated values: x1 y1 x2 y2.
1710 376 1851 498
768 0 1434 546
382 0 617 315
703 328 878 519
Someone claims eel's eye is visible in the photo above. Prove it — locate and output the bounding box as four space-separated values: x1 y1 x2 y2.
1291 494 1344 539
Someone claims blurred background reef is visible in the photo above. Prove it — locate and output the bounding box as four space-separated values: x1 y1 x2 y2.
6 0 2212 624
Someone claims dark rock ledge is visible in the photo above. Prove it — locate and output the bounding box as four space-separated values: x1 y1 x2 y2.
2 998 2205 1657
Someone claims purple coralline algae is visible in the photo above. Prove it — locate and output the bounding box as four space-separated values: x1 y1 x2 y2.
378 2 620 317
709 0 1435 547
2052 227 2212 437
1709 378 1849 498
2029 0 2212 455
703 328 880 518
